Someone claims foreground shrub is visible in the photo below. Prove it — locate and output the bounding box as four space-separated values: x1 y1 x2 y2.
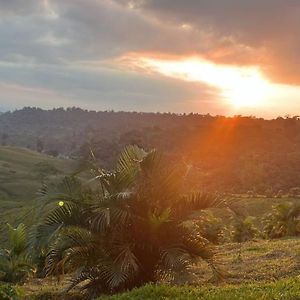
196 212 225 244
34 146 226 298
0 224 34 283
230 216 259 243
0 284 22 300
263 202 300 238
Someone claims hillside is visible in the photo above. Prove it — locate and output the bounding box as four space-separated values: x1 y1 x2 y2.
1 108 300 193
0 146 75 240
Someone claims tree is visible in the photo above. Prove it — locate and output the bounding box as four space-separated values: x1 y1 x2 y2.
36 138 44 153
1 133 8 146
35 146 226 297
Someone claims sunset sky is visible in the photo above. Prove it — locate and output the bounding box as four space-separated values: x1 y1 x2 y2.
1 0 300 118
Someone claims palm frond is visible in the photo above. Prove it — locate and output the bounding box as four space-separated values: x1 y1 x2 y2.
160 246 191 271
7 223 27 255
174 192 226 220
45 227 99 276
38 176 85 206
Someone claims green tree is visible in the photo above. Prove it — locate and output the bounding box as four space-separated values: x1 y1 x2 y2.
35 146 226 297
1 133 8 146
36 138 44 153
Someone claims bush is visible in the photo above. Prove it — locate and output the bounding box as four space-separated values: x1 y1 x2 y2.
196 212 225 244
0 284 22 300
0 224 34 283
230 216 260 243
263 202 300 238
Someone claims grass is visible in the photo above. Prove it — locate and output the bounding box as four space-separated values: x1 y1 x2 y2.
0 146 75 242
97 278 300 300
170 238 300 285
20 238 300 299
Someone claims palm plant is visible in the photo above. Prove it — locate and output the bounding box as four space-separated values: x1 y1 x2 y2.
263 202 300 238
0 224 34 283
230 216 259 243
196 211 225 244
34 146 226 298
227 205 259 261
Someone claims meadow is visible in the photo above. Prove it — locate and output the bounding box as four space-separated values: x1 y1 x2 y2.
18 238 300 299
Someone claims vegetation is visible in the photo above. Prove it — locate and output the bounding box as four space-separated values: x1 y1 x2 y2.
0 146 74 243
32 146 225 298
20 237 300 299
1 108 300 298
97 278 300 300
196 212 225 244
263 202 300 238
1 108 300 193
0 284 21 300
0 224 34 283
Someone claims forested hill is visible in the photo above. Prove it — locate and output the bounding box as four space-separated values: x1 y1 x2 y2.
1 107 300 193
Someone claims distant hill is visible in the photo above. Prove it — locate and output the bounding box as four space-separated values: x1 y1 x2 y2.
0 146 75 242
1 107 300 193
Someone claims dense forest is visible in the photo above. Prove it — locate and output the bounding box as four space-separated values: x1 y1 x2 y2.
1 107 300 194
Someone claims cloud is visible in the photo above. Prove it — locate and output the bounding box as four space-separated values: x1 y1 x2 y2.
0 0 217 64
0 0 225 114
0 61 222 113
0 0 45 16
116 0 300 84
0 0 300 115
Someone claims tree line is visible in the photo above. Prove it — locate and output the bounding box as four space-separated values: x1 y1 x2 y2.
1 107 300 193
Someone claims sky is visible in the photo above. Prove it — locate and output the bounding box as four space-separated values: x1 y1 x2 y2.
1 0 300 118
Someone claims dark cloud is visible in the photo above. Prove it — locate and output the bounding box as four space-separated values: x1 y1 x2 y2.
0 0 45 16
0 0 300 114
0 0 223 114
0 0 215 64
117 0 300 84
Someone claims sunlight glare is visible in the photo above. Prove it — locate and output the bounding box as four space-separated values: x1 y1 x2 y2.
139 57 271 108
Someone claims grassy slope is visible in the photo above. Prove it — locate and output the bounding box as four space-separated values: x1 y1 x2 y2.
21 238 300 299
0 146 75 240
185 238 300 284
97 238 300 300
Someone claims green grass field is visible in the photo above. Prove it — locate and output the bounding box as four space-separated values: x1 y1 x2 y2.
97 278 300 300
0 146 75 242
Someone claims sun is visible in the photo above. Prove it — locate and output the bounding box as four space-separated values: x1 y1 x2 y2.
137 56 271 109
223 73 271 108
